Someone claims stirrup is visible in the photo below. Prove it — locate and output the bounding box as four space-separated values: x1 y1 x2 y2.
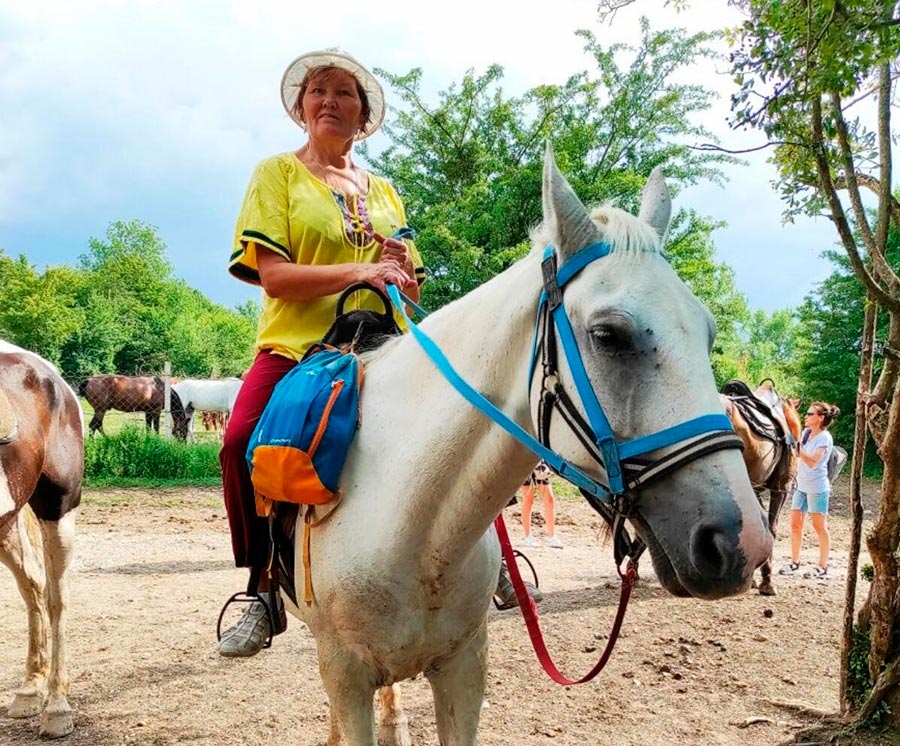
216 567 287 646
493 550 540 611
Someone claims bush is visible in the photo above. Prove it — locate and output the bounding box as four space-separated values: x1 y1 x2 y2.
847 625 891 724
84 427 221 485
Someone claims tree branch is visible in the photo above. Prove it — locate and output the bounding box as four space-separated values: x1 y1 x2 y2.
832 173 900 229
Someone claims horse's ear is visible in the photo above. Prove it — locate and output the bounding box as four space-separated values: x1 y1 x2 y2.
638 166 671 240
542 141 601 262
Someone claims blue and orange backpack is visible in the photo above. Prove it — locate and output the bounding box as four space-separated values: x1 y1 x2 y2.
246 343 363 517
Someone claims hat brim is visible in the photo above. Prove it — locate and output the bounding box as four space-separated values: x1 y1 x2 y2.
281 50 385 141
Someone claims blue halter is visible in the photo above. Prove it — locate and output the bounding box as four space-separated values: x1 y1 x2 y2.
386 238 742 504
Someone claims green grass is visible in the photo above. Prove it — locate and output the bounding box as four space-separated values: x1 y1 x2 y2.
84 426 221 484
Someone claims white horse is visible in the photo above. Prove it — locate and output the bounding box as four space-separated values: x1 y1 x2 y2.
171 378 242 440
1 340 82 738
286 147 773 746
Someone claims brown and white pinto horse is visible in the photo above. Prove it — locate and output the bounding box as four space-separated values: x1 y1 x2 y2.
1 340 82 738
720 380 801 595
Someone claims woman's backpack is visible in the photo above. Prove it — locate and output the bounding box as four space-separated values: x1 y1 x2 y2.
800 428 847 484
246 344 363 516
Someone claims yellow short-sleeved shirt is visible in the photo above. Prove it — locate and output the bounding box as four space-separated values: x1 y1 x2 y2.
229 152 426 360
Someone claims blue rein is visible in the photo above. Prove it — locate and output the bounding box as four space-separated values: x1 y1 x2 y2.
386 239 740 503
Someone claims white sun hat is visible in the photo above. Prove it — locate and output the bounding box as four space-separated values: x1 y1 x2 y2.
280 49 386 141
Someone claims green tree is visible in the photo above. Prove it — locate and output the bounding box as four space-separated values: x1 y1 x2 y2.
1 221 256 381
362 20 744 329
727 0 900 728
0 251 84 365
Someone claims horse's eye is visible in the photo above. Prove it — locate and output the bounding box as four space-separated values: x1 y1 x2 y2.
590 324 632 354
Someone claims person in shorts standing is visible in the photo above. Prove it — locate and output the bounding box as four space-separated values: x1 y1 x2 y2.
779 401 840 579
519 461 562 549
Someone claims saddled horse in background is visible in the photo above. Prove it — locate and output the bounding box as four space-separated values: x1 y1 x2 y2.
79 374 170 435
597 379 801 596
720 379 801 595
170 378 242 441
0 340 82 738
283 146 773 745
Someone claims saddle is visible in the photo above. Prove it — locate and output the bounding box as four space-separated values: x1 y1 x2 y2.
720 379 794 445
270 282 404 608
322 282 402 353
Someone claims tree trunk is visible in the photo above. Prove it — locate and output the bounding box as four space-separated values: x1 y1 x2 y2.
841 299 877 713
863 331 900 723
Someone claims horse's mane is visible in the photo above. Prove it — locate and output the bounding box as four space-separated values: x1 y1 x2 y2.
358 334 404 366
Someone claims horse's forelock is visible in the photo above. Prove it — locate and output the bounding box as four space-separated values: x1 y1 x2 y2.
530 205 663 263
588 206 663 258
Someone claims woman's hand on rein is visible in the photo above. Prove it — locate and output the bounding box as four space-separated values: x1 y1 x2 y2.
374 232 414 275
358 260 416 293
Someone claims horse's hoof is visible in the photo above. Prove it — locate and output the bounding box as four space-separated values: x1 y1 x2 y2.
758 583 776 597
377 716 412 746
7 691 46 719
39 708 74 739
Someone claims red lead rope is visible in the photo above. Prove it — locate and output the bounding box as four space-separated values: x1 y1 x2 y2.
493 514 637 685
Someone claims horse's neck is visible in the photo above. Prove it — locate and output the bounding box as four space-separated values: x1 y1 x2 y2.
362 254 543 555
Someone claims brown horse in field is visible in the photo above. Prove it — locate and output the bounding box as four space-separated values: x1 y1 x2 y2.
1 340 83 738
79 374 168 434
720 379 801 595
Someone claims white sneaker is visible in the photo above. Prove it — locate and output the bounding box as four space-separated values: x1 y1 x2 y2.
545 535 563 549
803 565 829 580
218 601 270 657
779 561 801 576
519 535 539 548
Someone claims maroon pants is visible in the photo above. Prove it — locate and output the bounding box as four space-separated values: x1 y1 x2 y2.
220 350 297 568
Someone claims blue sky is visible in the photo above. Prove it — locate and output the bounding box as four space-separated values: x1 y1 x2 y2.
0 0 840 313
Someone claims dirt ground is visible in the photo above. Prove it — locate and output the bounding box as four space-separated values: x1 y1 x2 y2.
2 477 898 746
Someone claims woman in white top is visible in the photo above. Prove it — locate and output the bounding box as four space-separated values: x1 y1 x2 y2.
780 401 840 579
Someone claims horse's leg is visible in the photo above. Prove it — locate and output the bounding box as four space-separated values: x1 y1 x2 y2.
327 703 345 746
376 684 411 746
758 489 787 597
145 411 160 433
319 645 377 746
88 411 104 435
0 508 49 719
426 622 488 746
768 489 788 538
36 511 76 738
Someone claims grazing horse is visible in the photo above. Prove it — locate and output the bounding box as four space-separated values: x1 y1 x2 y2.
79 374 168 435
283 147 772 746
201 410 228 433
170 378 242 441
0 340 82 738
720 380 801 595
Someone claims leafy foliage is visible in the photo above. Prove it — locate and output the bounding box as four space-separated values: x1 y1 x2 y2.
0 220 257 380
848 625 891 723
728 0 900 722
361 20 744 321
84 427 221 484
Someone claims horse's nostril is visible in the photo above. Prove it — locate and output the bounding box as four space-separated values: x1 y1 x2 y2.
690 524 736 578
